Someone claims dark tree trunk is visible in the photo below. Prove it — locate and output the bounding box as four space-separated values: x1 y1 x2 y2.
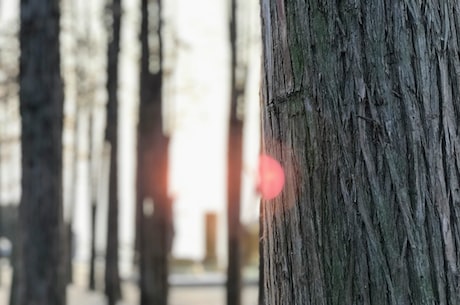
227 1 244 304
259 1 460 305
88 110 97 290
17 0 66 304
137 1 172 305
227 125 243 305
89 202 97 290
64 222 73 284
104 0 122 303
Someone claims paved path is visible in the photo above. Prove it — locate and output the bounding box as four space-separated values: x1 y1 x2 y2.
0 264 258 305
122 282 258 305
1 282 258 305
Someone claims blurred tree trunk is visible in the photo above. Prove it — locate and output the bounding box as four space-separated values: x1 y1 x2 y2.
259 1 460 305
104 0 122 303
89 201 97 289
64 223 73 284
226 0 243 305
64 98 80 287
136 0 172 304
88 113 97 290
16 0 66 304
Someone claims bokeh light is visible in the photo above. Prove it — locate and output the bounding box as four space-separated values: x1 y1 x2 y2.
257 154 285 200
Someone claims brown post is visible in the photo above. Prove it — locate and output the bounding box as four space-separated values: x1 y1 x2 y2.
204 213 217 268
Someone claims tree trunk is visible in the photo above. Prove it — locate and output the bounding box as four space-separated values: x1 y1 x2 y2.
227 124 243 305
227 1 245 304
89 202 97 290
137 0 172 304
65 95 80 287
104 0 122 303
17 0 66 304
88 109 97 290
259 1 460 305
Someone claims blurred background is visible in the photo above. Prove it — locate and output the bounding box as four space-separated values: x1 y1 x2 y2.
0 0 262 304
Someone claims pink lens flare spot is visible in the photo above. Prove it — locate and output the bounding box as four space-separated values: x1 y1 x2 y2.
257 154 285 200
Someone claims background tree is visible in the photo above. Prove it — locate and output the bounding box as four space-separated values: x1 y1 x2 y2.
259 1 460 305
16 0 66 304
71 7 102 291
104 0 122 303
74 32 100 291
136 0 172 304
88 113 97 290
226 0 247 304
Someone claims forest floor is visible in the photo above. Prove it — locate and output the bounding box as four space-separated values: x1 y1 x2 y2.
0 261 258 305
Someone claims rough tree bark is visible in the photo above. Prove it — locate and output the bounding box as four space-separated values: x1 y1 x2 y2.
104 0 122 303
136 0 172 304
17 0 66 304
259 1 460 305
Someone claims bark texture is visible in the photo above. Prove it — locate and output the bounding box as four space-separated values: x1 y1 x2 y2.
137 0 172 304
18 0 66 304
259 1 460 305
104 0 122 303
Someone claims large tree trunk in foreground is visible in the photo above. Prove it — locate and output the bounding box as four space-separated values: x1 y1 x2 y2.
136 0 172 304
259 1 460 305
17 0 66 304
104 0 122 303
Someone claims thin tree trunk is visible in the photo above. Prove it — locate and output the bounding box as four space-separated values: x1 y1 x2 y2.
17 0 66 304
259 1 460 305
137 1 172 304
65 98 80 287
64 222 73 284
227 1 244 304
227 125 243 305
89 202 97 290
104 0 122 303
88 108 97 290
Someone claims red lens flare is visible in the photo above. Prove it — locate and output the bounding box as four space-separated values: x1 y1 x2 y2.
257 154 285 200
